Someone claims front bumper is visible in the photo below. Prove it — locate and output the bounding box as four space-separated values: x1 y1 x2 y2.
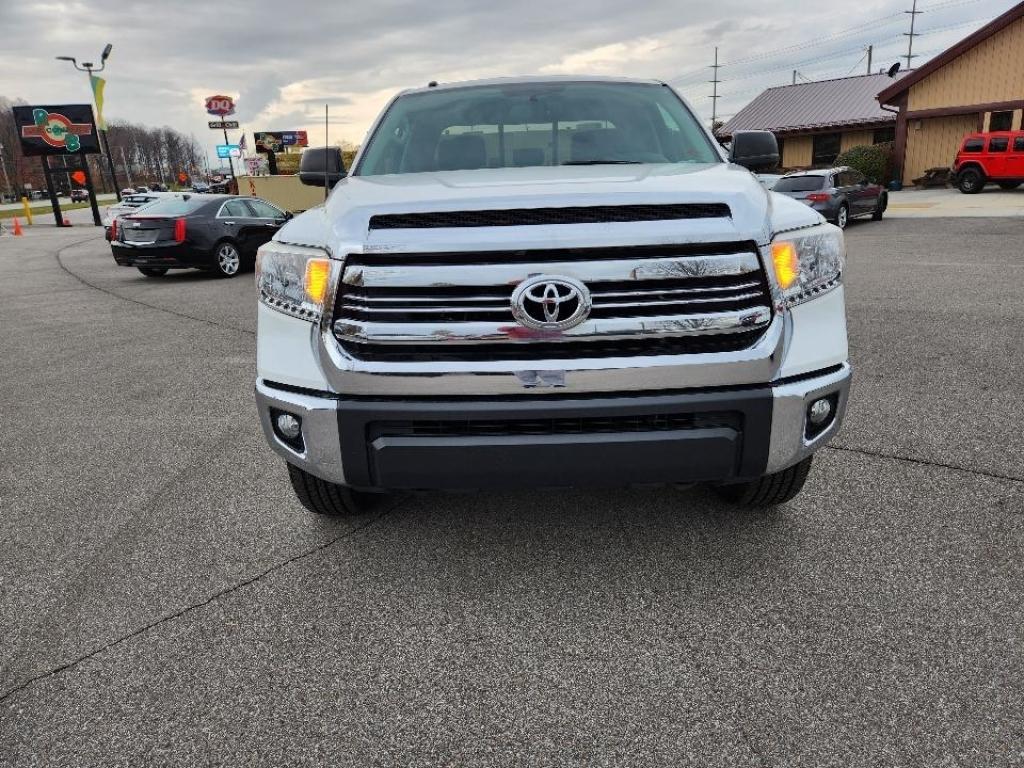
255 362 851 491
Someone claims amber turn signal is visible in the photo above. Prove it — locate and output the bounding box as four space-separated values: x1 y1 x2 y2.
771 241 799 290
304 258 331 305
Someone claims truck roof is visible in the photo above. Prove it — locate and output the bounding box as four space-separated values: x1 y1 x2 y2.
399 74 667 96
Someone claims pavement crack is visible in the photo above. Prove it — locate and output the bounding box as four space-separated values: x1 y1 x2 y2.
825 443 1024 485
0 499 403 706
53 235 254 337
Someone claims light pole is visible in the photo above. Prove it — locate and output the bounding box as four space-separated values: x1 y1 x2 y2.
56 44 122 200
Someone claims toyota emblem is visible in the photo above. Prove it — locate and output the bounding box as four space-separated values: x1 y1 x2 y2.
511 275 591 331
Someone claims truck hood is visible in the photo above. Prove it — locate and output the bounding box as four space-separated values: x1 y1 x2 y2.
279 163 823 253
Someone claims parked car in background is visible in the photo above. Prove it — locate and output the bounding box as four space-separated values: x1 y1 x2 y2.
102 191 184 239
191 182 211 193
149 183 168 192
954 131 1024 194
773 167 886 228
70 189 89 202
134 185 150 193
120 188 136 196
110 194 290 278
756 173 784 190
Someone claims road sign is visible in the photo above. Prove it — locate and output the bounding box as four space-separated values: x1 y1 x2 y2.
216 144 241 159
205 95 236 117
178 172 188 184
208 120 240 130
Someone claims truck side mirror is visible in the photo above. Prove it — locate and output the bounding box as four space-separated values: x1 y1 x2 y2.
299 147 346 188
728 131 780 173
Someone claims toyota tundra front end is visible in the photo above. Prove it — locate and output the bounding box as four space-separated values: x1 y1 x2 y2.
254 76 850 515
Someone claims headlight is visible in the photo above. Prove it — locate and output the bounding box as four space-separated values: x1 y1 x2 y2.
256 241 336 322
770 224 844 307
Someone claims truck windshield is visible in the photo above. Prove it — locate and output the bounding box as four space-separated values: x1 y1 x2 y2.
355 81 719 176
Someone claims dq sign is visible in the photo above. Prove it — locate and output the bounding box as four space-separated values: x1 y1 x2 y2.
12 104 99 157
205 95 236 117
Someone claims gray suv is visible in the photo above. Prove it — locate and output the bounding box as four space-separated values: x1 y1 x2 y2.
774 167 887 229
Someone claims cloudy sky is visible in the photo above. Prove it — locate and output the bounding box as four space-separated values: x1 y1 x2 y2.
2 0 1016 163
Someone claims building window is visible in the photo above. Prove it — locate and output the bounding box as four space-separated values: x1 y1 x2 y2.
989 111 1013 131
811 132 841 166
872 127 896 144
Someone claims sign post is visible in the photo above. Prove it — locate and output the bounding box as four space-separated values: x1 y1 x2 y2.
12 104 101 226
205 95 237 185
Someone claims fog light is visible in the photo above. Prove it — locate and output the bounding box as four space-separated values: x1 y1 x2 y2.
275 412 302 440
808 398 832 425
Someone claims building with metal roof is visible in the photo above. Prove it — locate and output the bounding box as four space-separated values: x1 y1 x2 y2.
877 0 1024 183
719 72 909 170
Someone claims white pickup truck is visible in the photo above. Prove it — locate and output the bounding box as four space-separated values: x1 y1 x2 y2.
254 76 850 515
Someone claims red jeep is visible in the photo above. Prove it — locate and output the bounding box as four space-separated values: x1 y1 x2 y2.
954 131 1024 194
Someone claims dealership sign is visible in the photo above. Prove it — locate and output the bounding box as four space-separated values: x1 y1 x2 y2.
216 144 241 159
205 95 236 117
13 105 99 156
254 130 308 153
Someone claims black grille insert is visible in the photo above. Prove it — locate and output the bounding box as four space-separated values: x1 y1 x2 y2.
369 204 731 230
343 330 767 363
369 411 741 439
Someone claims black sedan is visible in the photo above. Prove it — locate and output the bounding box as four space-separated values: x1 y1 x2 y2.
110 194 290 278
773 167 887 229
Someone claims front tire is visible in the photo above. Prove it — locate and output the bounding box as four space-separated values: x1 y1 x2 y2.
214 241 242 277
958 168 985 194
713 456 813 507
872 193 887 221
286 463 386 516
137 267 168 277
834 204 849 230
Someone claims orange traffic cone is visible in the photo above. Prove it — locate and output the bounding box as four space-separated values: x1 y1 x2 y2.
12 217 23 236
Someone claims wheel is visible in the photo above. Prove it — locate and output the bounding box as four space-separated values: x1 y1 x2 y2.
958 168 984 194
871 193 887 221
998 181 1021 190
137 267 168 277
214 241 242 277
834 204 849 229
713 456 813 507
286 463 387 516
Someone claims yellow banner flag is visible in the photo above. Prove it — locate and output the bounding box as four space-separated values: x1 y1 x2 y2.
90 75 107 130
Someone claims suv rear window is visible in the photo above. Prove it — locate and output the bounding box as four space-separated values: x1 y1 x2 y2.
1014 137 1024 152
774 175 825 192
962 138 984 153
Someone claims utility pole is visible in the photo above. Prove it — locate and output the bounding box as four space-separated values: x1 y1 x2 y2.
904 0 922 70
709 47 721 130
792 70 798 85
119 146 134 187
0 141 12 201
866 45 873 75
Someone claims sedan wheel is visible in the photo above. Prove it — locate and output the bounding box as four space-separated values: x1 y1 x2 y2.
835 204 849 229
215 242 241 277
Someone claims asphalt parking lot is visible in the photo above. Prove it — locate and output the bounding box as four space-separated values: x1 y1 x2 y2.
1 216 1022 766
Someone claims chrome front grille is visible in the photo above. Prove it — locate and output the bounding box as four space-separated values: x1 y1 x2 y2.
333 242 773 362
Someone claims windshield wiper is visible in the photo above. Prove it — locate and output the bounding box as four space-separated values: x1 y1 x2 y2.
561 160 642 165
